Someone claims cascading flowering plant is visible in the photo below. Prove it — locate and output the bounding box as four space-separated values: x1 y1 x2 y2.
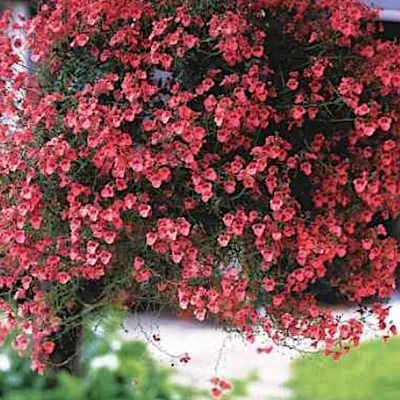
0 0 399 376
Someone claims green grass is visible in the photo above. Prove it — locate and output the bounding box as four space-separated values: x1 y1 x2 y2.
288 338 400 400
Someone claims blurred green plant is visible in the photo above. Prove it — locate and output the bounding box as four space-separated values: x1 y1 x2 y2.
0 315 257 400
288 338 400 400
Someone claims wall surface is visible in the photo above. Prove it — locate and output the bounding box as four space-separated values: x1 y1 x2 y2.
363 0 400 21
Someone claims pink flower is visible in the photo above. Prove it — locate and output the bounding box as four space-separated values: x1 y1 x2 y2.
300 162 312 176
133 256 145 270
134 268 151 283
252 223 265 238
353 178 367 194
224 180 236 194
12 334 29 351
138 204 151 218
72 33 89 47
263 278 276 292
101 184 115 199
272 294 284 307
217 233 231 247
57 272 71 285
291 106 306 120
42 341 55 355
103 231 117 244
146 232 158 246
378 116 392 132
287 78 299 91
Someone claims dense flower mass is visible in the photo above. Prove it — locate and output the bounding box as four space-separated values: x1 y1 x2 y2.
0 0 399 374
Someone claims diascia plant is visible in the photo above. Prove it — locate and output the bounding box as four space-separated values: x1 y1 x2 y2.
0 0 399 374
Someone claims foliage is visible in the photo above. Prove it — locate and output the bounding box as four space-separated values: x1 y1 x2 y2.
0 324 256 400
288 337 400 400
0 0 399 380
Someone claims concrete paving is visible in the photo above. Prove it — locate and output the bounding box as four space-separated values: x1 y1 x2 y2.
123 313 294 399
122 296 400 400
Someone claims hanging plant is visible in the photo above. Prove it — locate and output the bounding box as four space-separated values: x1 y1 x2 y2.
0 0 399 373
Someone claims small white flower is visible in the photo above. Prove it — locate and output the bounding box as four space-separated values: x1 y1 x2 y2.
0 354 11 372
110 340 122 351
91 353 119 371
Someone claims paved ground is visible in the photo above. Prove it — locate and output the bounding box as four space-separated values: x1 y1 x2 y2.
123 296 400 400
123 314 294 399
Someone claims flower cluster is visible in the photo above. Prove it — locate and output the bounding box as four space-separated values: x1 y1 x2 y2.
0 0 399 375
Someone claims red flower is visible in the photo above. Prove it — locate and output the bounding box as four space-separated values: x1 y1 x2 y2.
0 0 397 371
101 184 115 199
300 162 312 176
57 272 71 285
287 78 299 91
217 233 231 247
72 34 89 47
263 278 276 292
291 106 306 120
42 341 55 355
224 180 236 194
